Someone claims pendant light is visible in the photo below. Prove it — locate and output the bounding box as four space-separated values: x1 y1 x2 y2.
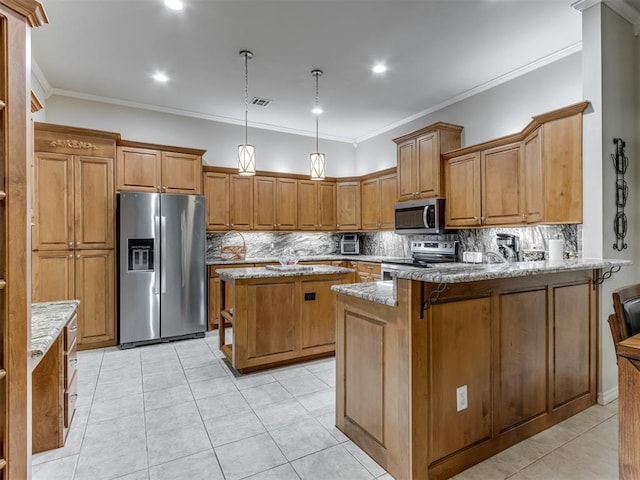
238 50 255 176
310 69 325 180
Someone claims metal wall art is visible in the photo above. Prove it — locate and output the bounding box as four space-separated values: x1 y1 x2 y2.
612 137 628 251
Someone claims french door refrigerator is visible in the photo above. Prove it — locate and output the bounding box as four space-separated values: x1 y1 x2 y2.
117 192 206 348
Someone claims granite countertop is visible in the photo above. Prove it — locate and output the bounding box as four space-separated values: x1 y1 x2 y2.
218 264 356 280
31 300 80 367
332 258 631 306
207 255 410 265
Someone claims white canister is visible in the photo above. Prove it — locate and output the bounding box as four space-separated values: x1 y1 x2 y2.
548 239 564 263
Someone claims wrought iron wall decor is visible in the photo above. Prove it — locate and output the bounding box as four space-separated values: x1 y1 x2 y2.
612 137 628 251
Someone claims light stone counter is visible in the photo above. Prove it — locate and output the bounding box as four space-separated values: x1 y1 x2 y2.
207 254 410 266
332 258 631 306
218 264 355 280
31 300 79 367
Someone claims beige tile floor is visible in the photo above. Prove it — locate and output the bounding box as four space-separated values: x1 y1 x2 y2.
32 331 619 480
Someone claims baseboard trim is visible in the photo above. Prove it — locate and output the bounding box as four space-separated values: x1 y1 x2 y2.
598 385 618 405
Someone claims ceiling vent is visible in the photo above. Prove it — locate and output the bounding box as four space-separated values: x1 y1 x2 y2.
251 97 271 107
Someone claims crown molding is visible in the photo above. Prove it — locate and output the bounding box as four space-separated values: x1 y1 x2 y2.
573 0 640 34
0 0 48 27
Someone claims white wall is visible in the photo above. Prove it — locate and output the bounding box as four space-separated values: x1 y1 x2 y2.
354 53 583 175
583 3 639 404
43 95 357 177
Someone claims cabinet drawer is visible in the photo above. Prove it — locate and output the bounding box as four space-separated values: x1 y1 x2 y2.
355 262 380 274
65 338 78 388
64 371 78 429
65 314 78 350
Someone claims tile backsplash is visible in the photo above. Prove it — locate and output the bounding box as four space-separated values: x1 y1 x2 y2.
208 225 582 261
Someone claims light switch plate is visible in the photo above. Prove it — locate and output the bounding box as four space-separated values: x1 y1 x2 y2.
456 385 468 411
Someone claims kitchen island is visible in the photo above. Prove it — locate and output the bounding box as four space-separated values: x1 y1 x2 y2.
332 259 629 480
218 264 355 372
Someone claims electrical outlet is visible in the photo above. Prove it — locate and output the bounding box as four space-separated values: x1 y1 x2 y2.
456 385 468 411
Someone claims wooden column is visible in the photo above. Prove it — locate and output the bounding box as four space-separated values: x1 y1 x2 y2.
616 334 640 479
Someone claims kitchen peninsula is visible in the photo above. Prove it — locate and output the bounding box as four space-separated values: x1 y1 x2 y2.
218 264 355 372
332 258 630 480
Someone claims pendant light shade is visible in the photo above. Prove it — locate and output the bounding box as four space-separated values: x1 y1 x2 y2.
310 69 325 180
238 50 255 176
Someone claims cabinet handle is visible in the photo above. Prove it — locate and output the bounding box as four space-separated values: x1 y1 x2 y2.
162 186 167 191
70 359 78 366
76 254 80 259
68 325 78 332
68 254 73 258
75 242 80 246
69 242 73 247
69 394 78 401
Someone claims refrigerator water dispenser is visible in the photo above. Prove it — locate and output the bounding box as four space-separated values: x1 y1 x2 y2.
128 238 154 271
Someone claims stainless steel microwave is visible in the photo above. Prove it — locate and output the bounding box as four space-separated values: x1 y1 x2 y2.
394 198 446 234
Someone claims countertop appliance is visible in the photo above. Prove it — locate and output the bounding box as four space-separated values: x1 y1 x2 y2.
496 233 521 262
381 240 458 280
117 192 206 348
394 198 447 234
340 233 360 255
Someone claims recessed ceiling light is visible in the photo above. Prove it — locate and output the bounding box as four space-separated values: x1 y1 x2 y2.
152 72 169 82
312 106 323 115
164 0 184 11
372 64 388 74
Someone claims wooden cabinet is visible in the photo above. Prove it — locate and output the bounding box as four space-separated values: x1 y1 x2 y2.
253 176 298 230
616 334 640 479
208 263 253 330
116 141 205 194
336 181 361 231
298 180 336 231
204 171 230 230
354 261 381 282
361 173 397 230
33 124 119 350
394 123 463 202
33 310 79 454
230 174 253 230
443 102 588 228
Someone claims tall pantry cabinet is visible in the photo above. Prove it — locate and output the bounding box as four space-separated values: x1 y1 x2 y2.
32 123 120 350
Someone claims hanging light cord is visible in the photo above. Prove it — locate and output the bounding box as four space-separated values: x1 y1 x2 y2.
315 72 319 153
244 52 249 145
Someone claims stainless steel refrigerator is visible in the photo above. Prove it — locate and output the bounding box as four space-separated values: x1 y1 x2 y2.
117 192 206 348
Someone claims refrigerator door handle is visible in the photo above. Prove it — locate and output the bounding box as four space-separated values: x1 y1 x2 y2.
154 215 161 295
161 215 167 294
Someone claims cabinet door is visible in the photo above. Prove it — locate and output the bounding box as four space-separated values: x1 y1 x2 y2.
32 251 75 303
397 139 416 201
481 143 524 225
301 279 338 349
361 178 380 230
379 173 397 230
523 128 543 224
253 176 276 231
417 131 440 198
203 172 229 230
336 181 361 231
32 152 74 251
116 146 161 192
161 151 202 194
229 175 253 230
445 152 481 227
75 250 115 348
276 178 298 230
298 181 318 231
318 181 336 230
74 156 114 249
208 277 220 330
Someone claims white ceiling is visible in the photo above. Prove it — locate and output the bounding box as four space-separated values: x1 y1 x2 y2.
29 1 632 144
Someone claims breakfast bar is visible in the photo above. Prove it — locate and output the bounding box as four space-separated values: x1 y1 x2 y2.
218 264 355 372
332 258 629 480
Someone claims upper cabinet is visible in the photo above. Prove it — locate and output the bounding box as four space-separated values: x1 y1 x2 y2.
361 172 397 230
253 176 298 231
299 180 336 231
336 181 361 231
443 102 588 228
393 123 463 202
33 123 119 251
116 141 205 194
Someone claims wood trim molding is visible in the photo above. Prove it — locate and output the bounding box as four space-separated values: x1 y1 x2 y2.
0 0 48 27
443 101 590 160
392 121 464 145
34 122 121 141
49 139 98 150
30 90 42 112
203 164 396 183
118 139 206 156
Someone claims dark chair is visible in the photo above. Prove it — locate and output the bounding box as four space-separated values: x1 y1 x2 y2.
611 284 640 346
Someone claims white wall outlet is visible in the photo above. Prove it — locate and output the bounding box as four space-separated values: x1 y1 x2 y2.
456 385 468 411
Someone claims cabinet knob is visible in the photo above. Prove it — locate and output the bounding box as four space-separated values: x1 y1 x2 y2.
69 241 73 247
69 254 73 258
75 242 80 246
76 254 81 259
163 186 167 191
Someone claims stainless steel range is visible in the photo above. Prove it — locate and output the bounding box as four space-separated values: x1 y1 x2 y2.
381 240 458 280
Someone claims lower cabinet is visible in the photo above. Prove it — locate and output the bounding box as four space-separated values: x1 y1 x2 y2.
33 312 78 453
208 263 254 330
353 261 381 282
32 249 115 349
